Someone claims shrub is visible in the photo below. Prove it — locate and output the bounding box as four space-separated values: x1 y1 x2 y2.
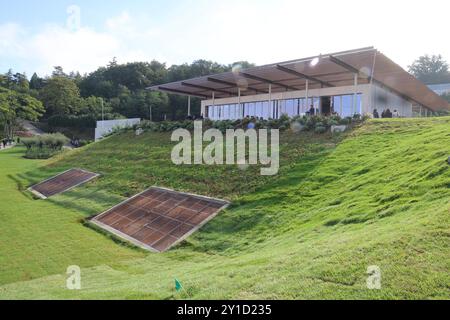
315 126 328 134
78 139 93 147
24 147 59 159
22 133 69 158
115 114 367 137
22 136 39 150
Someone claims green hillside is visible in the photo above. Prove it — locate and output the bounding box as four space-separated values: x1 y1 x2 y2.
0 117 449 299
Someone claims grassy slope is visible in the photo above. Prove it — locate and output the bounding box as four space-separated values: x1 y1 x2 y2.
0 148 143 286
0 118 449 299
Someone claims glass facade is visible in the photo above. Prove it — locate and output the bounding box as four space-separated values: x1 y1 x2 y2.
207 94 362 120
333 94 362 117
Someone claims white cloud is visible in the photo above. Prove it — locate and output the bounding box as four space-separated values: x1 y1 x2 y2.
0 23 26 57
106 11 131 31
1 0 449 77
150 0 450 69
30 25 120 75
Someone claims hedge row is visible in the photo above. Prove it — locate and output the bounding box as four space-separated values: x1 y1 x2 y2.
22 133 69 151
120 114 367 135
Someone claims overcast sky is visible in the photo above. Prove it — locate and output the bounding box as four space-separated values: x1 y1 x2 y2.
1 0 449 77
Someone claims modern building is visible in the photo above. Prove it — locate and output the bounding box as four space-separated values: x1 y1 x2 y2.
148 47 450 119
428 83 450 96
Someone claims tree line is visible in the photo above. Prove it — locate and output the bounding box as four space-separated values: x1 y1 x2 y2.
1 54 449 140
0 59 254 139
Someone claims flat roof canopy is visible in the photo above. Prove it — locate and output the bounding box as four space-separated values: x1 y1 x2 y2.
148 47 449 112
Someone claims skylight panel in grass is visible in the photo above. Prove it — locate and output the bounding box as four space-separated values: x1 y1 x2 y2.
28 168 100 199
91 187 229 252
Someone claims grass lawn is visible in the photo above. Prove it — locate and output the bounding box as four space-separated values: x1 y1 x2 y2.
0 147 143 286
0 117 449 299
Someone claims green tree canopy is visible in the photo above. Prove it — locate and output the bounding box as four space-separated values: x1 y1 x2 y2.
408 55 450 84
3 58 255 121
0 87 44 139
39 76 81 116
0 70 29 92
30 73 45 90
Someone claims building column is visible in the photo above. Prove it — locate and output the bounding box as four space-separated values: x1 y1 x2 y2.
187 95 191 117
268 84 272 119
305 80 309 112
353 73 358 115
238 88 241 119
206 91 215 119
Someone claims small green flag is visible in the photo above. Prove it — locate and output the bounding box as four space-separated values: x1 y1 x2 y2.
175 279 183 292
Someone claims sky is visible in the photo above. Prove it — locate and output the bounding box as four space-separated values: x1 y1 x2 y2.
0 0 449 77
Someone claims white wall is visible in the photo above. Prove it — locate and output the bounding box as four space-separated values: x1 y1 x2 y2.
95 119 141 141
370 85 413 117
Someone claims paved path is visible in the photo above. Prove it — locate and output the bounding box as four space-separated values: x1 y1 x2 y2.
20 120 45 136
0 143 16 152
20 120 74 149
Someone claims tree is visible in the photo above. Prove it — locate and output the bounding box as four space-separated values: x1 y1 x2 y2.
30 73 44 90
52 66 67 78
408 55 450 84
108 57 118 68
0 87 44 139
145 91 169 121
0 70 29 92
79 96 115 119
13 72 29 91
39 77 81 117
229 61 256 70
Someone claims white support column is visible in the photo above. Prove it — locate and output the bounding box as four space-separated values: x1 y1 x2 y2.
419 105 423 117
238 88 241 119
305 80 309 111
205 91 214 119
187 95 191 117
353 73 358 115
268 84 272 119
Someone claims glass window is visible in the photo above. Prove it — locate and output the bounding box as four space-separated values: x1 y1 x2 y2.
208 94 365 120
262 102 267 118
313 97 320 113
342 95 353 117
284 99 296 117
230 104 235 120
356 94 362 115
248 102 256 117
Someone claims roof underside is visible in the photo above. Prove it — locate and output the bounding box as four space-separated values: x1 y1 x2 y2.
148 47 449 112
